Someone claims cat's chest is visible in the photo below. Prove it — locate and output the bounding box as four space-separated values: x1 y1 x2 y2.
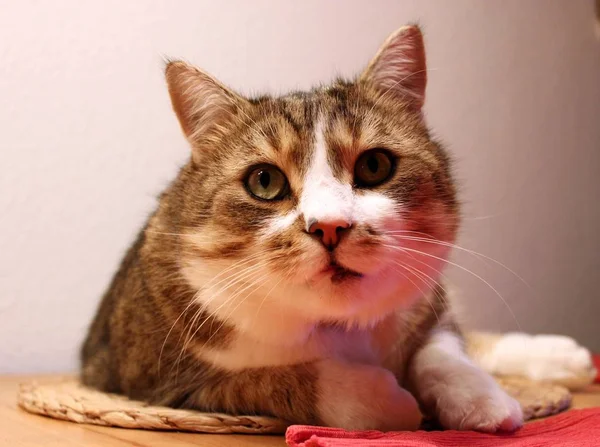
194 314 406 372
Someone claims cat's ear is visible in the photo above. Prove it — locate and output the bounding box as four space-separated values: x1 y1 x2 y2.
360 25 427 110
165 61 246 156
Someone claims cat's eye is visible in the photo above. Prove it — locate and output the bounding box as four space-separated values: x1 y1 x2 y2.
245 164 289 201
354 149 394 187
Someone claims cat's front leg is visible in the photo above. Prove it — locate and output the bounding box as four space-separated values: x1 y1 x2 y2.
408 329 523 432
192 359 422 431
316 359 422 431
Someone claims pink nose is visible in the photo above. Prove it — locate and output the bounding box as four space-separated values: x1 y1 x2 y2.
307 219 351 250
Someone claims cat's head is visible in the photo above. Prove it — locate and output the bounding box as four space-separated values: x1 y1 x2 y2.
164 25 459 327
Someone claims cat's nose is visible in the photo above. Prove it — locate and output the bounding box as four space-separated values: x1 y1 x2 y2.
307 218 351 250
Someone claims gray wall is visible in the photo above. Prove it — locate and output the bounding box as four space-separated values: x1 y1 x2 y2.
1 0 598 373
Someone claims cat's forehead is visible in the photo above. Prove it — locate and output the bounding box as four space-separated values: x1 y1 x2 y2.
251 81 366 129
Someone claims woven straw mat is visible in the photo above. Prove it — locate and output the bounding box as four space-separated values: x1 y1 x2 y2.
17 376 571 434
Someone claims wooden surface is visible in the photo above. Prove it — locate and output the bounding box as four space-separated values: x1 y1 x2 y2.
2 375 599 446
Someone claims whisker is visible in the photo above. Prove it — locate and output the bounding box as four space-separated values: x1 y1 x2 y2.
400 262 450 313
158 286 203 376
386 231 531 290
384 243 522 331
174 257 282 374
169 255 280 376
202 270 274 349
204 254 285 298
391 262 441 325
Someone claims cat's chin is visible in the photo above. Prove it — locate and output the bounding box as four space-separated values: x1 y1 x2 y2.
317 261 364 284
300 269 425 328
305 265 369 305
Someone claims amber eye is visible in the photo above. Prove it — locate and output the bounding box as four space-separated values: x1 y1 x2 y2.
354 149 394 187
245 164 289 200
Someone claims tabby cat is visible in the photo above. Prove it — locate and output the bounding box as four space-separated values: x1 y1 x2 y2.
81 25 595 432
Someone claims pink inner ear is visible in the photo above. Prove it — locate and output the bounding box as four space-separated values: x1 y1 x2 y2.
365 26 427 109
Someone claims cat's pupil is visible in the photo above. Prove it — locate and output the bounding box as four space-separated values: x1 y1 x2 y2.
259 171 271 188
367 156 379 173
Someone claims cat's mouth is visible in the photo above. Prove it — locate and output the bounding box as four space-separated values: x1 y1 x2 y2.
320 261 363 283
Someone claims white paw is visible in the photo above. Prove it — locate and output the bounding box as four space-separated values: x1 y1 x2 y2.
435 368 523 432
493 334 596 390
317 360 422 431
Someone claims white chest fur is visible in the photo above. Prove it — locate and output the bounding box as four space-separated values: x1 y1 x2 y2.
195 320 385 371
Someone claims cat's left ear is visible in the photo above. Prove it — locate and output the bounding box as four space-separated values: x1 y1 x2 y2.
360 25 427 110
165 60 248 159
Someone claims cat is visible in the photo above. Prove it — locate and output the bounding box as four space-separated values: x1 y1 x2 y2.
81 25 596 432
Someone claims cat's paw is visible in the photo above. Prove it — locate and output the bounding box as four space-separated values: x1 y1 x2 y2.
316 360 422 431
492 334 596 390
435 369 523 432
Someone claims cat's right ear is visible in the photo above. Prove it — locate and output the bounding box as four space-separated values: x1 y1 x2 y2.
165 61 246 158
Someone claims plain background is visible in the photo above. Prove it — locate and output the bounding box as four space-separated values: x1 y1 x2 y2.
1 0 599 373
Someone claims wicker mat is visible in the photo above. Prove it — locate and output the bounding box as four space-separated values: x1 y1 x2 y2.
17 376 571 434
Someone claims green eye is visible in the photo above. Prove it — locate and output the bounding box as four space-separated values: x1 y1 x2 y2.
246 164 289 200
354 149 394 187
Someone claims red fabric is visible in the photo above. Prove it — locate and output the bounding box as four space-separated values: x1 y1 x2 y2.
593 354 600 383
286 408 600 447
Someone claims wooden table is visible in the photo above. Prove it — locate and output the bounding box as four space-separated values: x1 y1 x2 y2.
2 375 599 446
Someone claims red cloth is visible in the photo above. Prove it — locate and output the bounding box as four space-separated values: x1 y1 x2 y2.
286 408 600 447
594 354 600 383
